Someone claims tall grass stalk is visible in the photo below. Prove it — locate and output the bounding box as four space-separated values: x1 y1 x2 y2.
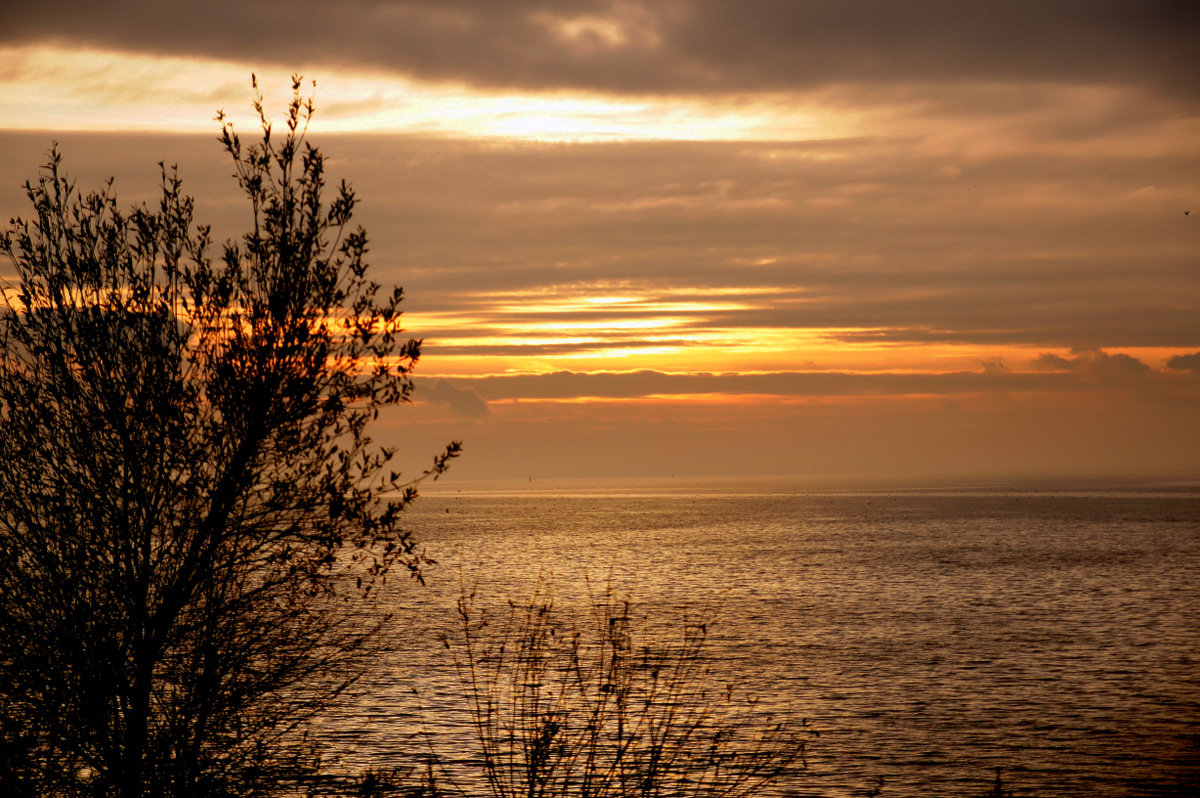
439 581 808 798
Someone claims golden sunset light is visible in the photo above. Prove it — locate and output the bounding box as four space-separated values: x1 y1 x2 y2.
4 4 1200 796
1 1 1198 483
0 45 847 142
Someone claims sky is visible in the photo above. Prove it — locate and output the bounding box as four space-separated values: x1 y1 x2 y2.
1 1 1198 484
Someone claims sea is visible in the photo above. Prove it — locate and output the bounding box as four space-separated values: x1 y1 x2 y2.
320 477 1200 797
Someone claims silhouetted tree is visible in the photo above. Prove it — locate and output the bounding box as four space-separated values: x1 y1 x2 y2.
0 76 459 798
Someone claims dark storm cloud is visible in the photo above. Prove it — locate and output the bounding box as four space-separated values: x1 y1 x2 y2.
3 1 1198 98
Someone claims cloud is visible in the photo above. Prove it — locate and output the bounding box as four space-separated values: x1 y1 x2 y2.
1033 353 1074 371
417 379 490 417
1 1 1197 99
1166 352 1200 372
1032 347 1151 379
3 131 1197 356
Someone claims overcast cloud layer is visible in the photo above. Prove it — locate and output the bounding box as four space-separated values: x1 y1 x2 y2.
5 131 1194 355
2 2 1198 481
3 0 1199 99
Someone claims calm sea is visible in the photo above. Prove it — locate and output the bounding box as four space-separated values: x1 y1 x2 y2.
324 478 1200 797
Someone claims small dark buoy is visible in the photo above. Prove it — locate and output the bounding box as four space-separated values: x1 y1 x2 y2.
1186 210 1191 215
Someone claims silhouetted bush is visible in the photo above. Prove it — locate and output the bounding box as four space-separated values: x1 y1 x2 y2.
433 582 809 798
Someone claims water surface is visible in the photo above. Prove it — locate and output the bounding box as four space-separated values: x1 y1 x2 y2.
327 479 1200 797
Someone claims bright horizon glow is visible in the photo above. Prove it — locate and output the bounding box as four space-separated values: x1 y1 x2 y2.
0 44 855 142
401 284 1198 379
408 305 1197 378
